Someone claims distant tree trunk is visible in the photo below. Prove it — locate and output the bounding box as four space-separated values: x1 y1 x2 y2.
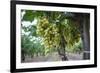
79 14 90 59
21 49 25 62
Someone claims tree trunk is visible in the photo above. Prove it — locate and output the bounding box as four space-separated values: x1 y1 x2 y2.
21 49 25 62
80 14 90 60
57 35 68 61
57 48 68 61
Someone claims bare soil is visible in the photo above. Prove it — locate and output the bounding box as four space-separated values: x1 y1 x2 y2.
22 52 83 63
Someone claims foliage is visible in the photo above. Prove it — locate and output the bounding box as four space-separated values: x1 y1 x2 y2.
66 38 83 53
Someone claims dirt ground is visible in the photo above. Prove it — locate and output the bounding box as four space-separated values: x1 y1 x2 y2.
22 52 83 63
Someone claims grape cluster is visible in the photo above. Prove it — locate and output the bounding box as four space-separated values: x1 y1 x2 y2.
36 17 50 36
63 19 80 48
36 17 60 49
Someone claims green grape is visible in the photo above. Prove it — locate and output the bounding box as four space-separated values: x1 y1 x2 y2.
36 17 80 50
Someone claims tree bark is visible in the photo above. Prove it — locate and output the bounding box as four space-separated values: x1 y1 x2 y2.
57 35 68 61
57 48 68 61
80 14 90 60
21 49 25 62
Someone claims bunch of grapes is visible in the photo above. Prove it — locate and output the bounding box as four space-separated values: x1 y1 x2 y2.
36 17 60 49
36 17 50 36
63 19 80 48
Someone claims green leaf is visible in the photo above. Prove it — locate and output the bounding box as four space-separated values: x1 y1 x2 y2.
22 10 35 22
